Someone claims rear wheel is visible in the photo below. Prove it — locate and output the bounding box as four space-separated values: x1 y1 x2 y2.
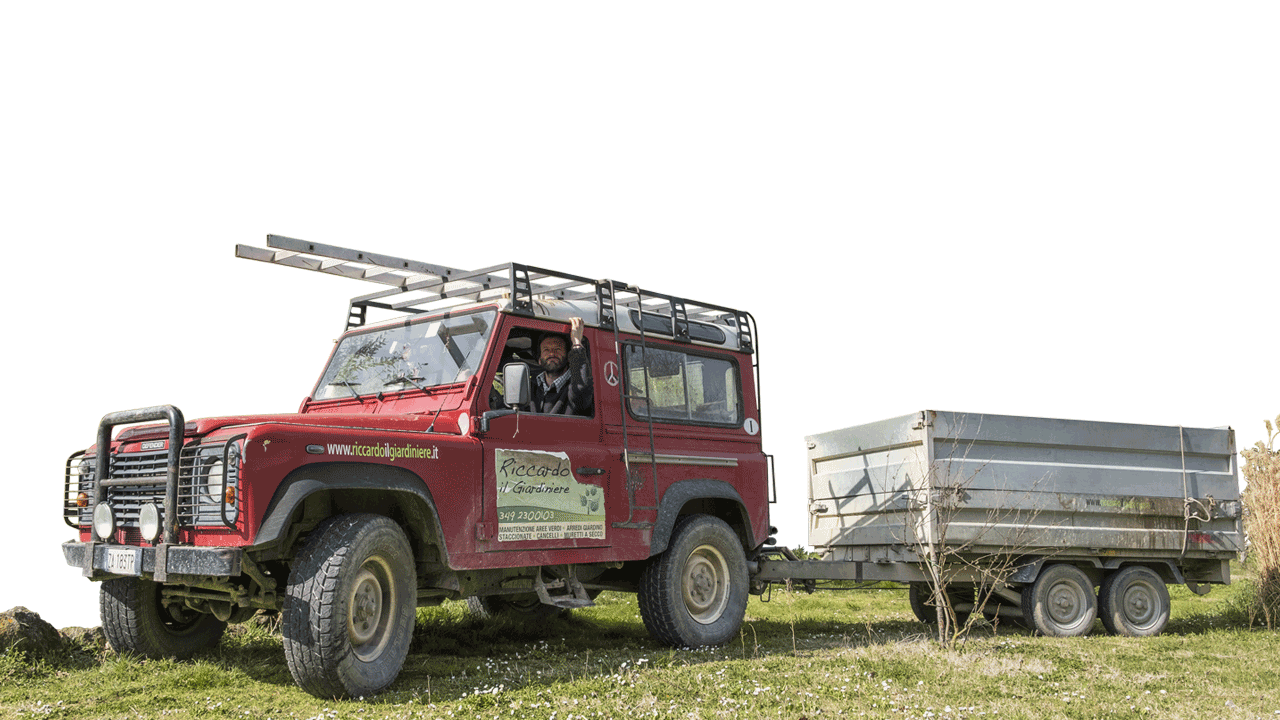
467 593 562 622
1099 566 1169 637
100 577 226 659
638 515 748 647
282 514 416 699
1021 564 1096 637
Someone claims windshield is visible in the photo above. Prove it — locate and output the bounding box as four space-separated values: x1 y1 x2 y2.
313 310 495 400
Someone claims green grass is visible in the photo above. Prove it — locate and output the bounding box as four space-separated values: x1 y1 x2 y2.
3 576 1278 720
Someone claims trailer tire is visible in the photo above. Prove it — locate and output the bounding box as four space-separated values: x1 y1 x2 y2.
100 577 226 659
1020 564 1096 637
638 514 748 647
282 514 416 699
1099 566 1169 637
907 582 972 626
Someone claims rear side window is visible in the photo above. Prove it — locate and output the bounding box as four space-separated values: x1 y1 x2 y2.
623 345 741 426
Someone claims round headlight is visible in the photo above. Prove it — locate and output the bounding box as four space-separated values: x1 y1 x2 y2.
92 503 115 540
202 459 225 504
139 503 161 542
78 458 95 484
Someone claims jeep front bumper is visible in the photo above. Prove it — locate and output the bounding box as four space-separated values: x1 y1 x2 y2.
63 541 241 581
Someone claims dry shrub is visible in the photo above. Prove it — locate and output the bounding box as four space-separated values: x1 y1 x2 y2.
1241 415 1280 629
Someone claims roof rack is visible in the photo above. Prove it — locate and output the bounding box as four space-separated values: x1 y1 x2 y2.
235 235 755 353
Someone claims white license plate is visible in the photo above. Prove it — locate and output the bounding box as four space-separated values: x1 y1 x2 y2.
105 547 139 575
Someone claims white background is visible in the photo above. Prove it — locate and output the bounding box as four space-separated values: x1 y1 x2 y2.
2 3 1276 629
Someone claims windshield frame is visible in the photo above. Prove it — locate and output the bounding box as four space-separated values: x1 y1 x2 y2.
310 308 498 402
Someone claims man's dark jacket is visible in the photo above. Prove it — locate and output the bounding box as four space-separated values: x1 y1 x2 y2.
532 345 593 416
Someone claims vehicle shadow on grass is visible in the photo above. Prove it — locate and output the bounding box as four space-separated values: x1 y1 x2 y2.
166 599 1261 703
381 609 952 704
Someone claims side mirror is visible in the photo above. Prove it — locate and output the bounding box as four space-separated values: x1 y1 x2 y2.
479 363 532 434
503 362 531 408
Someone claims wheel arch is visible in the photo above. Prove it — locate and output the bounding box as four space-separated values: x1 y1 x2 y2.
253 462 447 566
1009 557 1185 588
1105 559 1184 585
650 479 754 557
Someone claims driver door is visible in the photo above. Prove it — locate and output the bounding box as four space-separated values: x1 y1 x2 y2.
477 318 613 553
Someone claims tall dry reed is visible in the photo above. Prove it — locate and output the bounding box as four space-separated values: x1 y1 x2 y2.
1241 415 1280 628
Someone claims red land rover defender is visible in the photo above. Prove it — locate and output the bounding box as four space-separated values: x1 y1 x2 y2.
62 236 772 698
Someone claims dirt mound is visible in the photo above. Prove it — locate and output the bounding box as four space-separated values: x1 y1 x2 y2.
0 606 64 660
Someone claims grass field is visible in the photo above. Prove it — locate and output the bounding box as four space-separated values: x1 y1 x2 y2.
3 572 1278 720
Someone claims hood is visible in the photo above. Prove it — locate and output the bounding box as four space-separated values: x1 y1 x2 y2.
113 411 459 444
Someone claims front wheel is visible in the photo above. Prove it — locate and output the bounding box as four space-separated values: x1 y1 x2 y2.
1020 564 1096 637
100 577 226 659
638 514 748 647
283 514 416 699
1099 566 1169 637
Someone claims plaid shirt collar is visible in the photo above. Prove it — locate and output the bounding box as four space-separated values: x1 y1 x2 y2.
537 369 571 393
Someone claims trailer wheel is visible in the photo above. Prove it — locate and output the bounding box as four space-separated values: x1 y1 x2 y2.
1099 566 1169 637
1020 564 1096 637
907 582 972 626
100 577 226 659
282 514 416 699
638 514 748 647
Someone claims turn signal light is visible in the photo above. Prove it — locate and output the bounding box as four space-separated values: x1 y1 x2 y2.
225 486 237 506
76 493 89 508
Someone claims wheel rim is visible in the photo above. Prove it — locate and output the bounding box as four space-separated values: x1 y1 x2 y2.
347 556 397 662
1046 578 1089 629
683 544 730 625
1120 577 1160 629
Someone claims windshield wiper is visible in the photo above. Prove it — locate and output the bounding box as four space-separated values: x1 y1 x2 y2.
326 380 367 401
384 374 427 391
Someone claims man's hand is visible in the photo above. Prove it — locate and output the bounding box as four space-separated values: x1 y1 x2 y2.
569 317 585 347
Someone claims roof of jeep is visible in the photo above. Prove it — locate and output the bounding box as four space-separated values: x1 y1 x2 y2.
239 236 755 354
351 296 749 353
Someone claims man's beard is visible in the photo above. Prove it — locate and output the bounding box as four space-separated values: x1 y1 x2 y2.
541 356 567 375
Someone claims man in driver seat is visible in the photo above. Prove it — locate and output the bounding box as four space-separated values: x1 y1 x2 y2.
532 317 593 416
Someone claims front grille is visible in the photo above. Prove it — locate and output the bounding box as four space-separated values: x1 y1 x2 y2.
64 436 242 532
102 448 167 530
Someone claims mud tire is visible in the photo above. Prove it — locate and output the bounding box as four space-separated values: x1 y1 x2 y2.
100 577 226 659
282 514 416 699
638 514 748 647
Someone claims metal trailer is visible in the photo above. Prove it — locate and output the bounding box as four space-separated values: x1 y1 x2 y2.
752 410 1244 637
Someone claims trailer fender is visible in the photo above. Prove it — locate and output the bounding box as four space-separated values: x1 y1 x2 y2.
1007 559 1046 585
1100 559 1185 586
649 479 753 557
1009 558 1186 587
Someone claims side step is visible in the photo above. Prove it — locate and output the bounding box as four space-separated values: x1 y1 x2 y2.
533 569 595 609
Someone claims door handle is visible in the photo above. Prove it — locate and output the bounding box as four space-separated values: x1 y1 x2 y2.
577 467 606 476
